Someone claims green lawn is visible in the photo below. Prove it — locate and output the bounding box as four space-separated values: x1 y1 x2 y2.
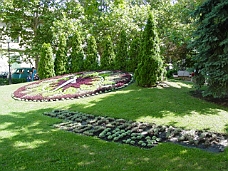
0 80 228 171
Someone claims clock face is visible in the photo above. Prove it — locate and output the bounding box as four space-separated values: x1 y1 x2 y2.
13 71 133 101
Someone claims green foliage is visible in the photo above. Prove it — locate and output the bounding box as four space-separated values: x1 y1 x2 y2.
51 2 85 47
54 34 67 75
38 43 55 79
100 36 115 70
115 30 128 71
127 37 141 72
69 31 84 73
0 78 26 85
1 80 228 171
191 0 228 98
82 1 149 57
166 69 177 79
193 71 205 90
0 0 60 68
135 12 164 87
0 0 205 77
0 78 8 85
153 0 202 65
84 35 98 71
12 78 26 84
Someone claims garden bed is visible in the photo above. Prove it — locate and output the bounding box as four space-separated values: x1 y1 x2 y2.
190 90 228 108
12 71 133 102
44 110 228 153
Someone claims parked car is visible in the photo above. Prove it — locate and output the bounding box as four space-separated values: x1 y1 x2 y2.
12 68 39 81
0 72 8 79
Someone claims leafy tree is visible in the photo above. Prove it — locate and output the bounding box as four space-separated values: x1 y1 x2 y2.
191 0 228 98
69 30 84 73
142 0 203 67
100 36 115 70
0 0 205 74
115 30 128 71
54 34 67 75
38 43 55 79
51 1 85 44
81 1 149 58
84 35 99 71
0 0 59 68
135 12 164 87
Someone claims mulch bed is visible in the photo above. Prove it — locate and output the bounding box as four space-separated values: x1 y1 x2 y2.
190 90 228 107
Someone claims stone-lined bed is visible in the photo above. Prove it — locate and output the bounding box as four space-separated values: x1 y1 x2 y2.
12 71 133 102
44 110 228 153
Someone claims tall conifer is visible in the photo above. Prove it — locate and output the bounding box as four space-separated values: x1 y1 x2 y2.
135 12 164 87
84 35 98 71
100 36 115 70
116 30 128 71
127 37 141 72
54 34 67 75
69 31 84 73
38 43 55 79
191 0 228 98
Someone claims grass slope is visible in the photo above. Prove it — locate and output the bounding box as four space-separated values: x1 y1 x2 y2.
0 80 228 171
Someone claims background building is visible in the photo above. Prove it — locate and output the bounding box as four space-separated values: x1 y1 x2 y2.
0 21 34 73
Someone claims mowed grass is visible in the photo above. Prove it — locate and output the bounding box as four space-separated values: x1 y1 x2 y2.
0 80 228 171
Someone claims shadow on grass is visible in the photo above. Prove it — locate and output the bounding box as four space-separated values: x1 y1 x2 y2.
0 108 228 171
0 108 58 152
65 81 228 132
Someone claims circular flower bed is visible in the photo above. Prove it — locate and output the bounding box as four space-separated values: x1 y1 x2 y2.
12 71 133 102
44 110 228 153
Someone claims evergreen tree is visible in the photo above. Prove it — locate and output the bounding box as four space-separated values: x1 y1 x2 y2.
134 12 164 87
69 30 84 73
84 35 98 71
191 0 228 98
115 30 128 71
100 36 115 70
127 37 141 72
38 43 55 79
54 34 67 75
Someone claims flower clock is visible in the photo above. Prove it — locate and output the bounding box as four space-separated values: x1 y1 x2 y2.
13 71 133 102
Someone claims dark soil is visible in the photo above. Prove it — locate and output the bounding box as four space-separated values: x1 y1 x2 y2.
44 110 228 153
190 90 228 107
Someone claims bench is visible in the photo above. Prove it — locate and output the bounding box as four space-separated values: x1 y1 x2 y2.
173 71 191 81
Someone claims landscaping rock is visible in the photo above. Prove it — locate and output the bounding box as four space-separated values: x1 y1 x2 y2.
44 109 228 153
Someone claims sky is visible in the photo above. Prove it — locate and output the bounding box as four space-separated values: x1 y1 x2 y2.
171 0 178 5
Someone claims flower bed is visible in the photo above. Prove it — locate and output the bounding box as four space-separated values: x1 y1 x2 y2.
44 110 228 153
12 71 133 102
